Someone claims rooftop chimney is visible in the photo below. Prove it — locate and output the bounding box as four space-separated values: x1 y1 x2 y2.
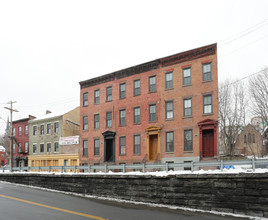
46 110 52 115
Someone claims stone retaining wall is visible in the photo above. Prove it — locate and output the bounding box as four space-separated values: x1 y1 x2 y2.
1 173 268 218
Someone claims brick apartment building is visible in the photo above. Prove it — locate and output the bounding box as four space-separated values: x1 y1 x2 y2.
79 43 218 167
12 115 36 167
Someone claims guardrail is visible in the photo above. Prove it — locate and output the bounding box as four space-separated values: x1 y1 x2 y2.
1 158 268 174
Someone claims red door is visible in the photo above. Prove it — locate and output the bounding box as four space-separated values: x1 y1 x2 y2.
203 129 214 157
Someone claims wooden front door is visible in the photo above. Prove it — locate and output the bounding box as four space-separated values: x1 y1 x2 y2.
202 129 214 157
149 134 158 160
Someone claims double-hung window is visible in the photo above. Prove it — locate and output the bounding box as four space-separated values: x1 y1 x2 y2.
94 114 99 129
40 144 44 153
134 107 140 124
94 89 100 104
184 130 193 151
54 122 59 133
94 139 100 156
134 79 140 96
149 76 156 92
25 142 28 153
183 68 191 85
40 125 44 135
83 116 88 130
149 104 156 121
19 126 22 136
47 124 51 134
83 92 88 106
33 144 37 153
203 95 212 114
106 112 112 128
134 135 140 154
106 87 112 102
119 109 126 126
120 83 126 99
83 140 88 156
54 142 59 152
120 136 126 155
203 63 212 81
166 101 173 119
166 132 174 152
25 125 28 135
47 143 51 152
33 126 37 136
165 72 173 89
184 98 192 117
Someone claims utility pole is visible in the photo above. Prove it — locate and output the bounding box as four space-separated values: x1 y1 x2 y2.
4 101 19 171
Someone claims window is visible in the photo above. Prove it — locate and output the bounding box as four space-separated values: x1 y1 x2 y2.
165 72 173 89
13 143 15 152
19 126 22 136
184 130 193 151
203 95 212 114
253 134 255 143
134 107 140 124
120 136 126 155
54 142 59 152
94 139 100 156
94 89 100 104
106 112 112 128
33 126 37 136
134 79 140 96
25 142 28 153
166 132 174 152
119 109 126 126
25 125 28 135
47 143 51 152
134 135 140 154
83 92 88 106
94 114 99 129
248 133 251 143
47 124 51 134
120 83 126 99
244 134 247 143
83 140 88 156
149 76 156 92
203 63 212 81
13 127 15 136
54 122 59 133
40 144 44 153
106 86 112 102
33 144 37 153
40 125 44 135
184 98 192 117
18 143 22 152
166 101 173 119
83 116 88 130
183 67 191 85
149 104 156 121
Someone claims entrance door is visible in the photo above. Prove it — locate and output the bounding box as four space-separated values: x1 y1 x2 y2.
203 129 214 157
105 138 114 162
149 134 158 160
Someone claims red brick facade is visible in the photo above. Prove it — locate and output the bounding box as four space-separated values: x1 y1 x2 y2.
0 146 5 167
80 44 218 166
12 115 35 167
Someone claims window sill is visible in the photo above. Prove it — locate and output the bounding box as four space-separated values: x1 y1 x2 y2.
183 116 192 119
106 100 112 103
182 84 192 87
134 123 141 125
133 153 141 156
134 94 141 97
119 154 126 156
120 97 126 100
94 103 100 105
94 155 100 157
165 152 174 154
148 91 157 94
203 113 213 116
149 120 157 123
184 151 194 153
202 80 213 83
119 125 126 127
94 128 100 130
83 105 88 107
165 118 174 121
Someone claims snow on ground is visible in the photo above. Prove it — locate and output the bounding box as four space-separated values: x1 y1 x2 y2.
1 165 268 176
1 181 267 220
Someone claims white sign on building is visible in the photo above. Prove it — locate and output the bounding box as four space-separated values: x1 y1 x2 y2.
59 136 79 145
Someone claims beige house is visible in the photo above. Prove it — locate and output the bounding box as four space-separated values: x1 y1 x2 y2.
235 124 262 157
28 107 80 169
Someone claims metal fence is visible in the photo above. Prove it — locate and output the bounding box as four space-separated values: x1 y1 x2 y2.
1 158 268 174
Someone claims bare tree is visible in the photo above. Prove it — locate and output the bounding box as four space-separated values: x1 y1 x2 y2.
249 67 268 129
218 79 247 156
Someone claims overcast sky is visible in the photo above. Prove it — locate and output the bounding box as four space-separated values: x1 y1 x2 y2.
0 0 268 135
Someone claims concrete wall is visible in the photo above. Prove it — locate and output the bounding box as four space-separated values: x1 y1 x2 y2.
1 173 267 218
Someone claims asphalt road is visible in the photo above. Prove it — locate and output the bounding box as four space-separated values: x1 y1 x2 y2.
0 181 249 220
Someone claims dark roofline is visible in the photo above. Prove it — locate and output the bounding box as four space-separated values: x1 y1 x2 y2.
13 115 36 124
79 43 217 89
